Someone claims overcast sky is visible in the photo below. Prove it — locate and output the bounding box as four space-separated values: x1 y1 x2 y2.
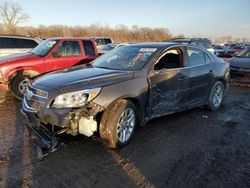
13 0 250 38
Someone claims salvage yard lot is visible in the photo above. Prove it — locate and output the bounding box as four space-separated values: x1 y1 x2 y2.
0 85 250 188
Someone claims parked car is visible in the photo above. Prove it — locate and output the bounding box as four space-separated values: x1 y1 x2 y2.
0 37 99 99
21 43 230 153
225 45 245 57
171 38 214 54
213 45 227 57
98 43 131 54
228 47 250 83
91 37 113 50
0 35 41 57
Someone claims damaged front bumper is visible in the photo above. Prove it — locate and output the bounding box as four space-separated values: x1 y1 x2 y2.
20 109 61 157
21 95 105 157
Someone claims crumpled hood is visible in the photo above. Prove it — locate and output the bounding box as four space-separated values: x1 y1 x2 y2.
0 52 37 64
33 65 134 92
228 57 250 69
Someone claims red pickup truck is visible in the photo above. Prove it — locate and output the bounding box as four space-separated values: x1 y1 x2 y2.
0 37 100 99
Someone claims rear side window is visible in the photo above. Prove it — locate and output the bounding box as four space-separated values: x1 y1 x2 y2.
23 39 39 48
187 48 206 66
95 38 112 46
82 40 96 56
95 39 104 46
0 37 24 48
104 38 112 45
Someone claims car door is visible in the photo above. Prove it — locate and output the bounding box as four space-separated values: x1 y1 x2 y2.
148 47 190 118
44 40 83 72
187 47 214 106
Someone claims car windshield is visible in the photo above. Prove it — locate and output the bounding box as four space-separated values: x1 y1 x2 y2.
93 46 157 71
31 39 58 57
236 48 250 58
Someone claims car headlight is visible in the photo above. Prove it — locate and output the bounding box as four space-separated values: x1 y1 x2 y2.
52 88 101 108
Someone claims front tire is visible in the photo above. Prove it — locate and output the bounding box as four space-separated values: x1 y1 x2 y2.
207 81 225 111
10 73 30 100
99 99 137 149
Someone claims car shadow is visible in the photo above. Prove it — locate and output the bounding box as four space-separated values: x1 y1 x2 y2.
0 91 36 188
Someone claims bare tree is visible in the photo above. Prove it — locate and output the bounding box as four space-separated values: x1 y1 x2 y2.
0 0 29 34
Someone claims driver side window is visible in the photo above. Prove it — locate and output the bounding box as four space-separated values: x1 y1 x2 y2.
56 41 81 57
154 48 182 70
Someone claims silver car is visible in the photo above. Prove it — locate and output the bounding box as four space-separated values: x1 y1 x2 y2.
0 35 41 57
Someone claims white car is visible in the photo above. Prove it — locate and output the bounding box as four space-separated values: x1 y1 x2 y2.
91 37 113 50
98 43 131 54
0 35 41 57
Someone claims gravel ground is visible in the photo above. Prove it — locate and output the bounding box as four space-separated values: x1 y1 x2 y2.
0 85 250 188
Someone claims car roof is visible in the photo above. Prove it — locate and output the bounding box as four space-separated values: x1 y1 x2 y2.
91 37 112 39
0 34 42 44
48 37 94 41
0 34 40 40
129 42 181 48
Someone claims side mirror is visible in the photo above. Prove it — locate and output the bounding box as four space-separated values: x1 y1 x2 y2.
52 51 61 58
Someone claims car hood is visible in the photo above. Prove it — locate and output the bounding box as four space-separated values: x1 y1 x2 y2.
33 65 134 91
228 57 250 69
0 52 38 64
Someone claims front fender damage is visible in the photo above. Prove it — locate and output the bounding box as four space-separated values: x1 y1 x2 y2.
65 102 105 136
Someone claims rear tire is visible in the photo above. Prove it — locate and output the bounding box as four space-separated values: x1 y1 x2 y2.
207 81 225 111
99 99 137 149
10 73 31 100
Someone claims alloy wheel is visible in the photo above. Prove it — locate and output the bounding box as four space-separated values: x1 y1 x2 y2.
117 108 136 143
212 84 224 108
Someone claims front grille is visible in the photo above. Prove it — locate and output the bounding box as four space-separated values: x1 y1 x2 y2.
23 85 47 112
28 85 48 98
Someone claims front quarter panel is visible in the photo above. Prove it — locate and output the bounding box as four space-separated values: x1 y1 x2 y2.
93 72 148 113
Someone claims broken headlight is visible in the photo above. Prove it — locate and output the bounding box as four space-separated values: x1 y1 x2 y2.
52 88 101 108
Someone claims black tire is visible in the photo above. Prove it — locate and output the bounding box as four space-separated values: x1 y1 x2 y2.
99 99 137 149
10 73 30 100
207 81 225 111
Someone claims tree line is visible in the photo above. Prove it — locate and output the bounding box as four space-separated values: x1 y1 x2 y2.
0 1 173 42
0 24 173 42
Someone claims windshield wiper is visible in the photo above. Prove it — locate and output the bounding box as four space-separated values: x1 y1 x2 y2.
93 65 114 70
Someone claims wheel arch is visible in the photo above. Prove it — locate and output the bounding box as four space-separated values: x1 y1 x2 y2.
8 69 40 83
100 96 144 127
123 97 144 126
